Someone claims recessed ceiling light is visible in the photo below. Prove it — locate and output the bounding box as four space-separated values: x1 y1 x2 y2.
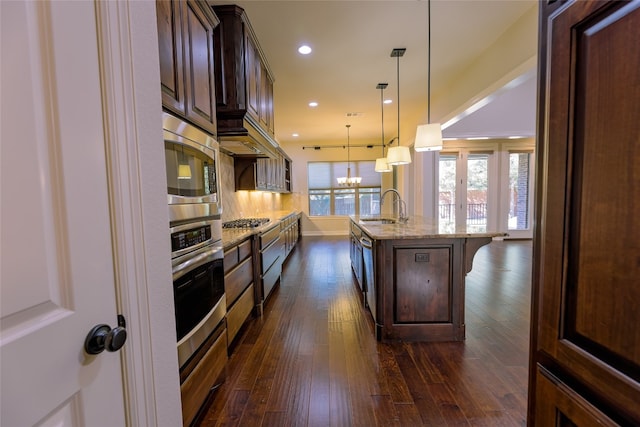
308 101 318 107
467 136 490 140
383 99 393 104
292 133 299 137
298 45 312 55
508 135 526 139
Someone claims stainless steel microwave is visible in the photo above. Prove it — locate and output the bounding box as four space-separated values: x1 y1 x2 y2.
163 112 222 223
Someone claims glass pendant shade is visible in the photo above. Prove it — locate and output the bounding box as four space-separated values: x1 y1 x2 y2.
414 123 443 152
375 157 392 172
386 145 411 165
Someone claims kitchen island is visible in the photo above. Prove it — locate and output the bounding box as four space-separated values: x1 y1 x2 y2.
350 215 505 342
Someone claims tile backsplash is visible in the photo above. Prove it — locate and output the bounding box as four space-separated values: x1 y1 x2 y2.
219 152 294 220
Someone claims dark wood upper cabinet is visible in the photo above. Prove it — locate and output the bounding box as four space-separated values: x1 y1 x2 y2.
530 0 640 425
211 5 276 143
245 32 260 120
157 0 184 115
156 0 219 136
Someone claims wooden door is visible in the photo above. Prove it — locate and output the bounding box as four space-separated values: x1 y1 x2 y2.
530 0 640 425
0 2 126 425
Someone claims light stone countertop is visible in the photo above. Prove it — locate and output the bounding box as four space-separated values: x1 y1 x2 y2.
351 215 507 240
221 210 300 249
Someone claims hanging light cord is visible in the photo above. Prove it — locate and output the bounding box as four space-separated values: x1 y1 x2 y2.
380 87 385 155
346 124 351 171
428 0 432 124
396 54 400 147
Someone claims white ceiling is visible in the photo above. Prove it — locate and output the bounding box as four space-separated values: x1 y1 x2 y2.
209 0 538 147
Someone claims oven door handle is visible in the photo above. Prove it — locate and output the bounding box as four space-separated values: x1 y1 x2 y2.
172 245 222 281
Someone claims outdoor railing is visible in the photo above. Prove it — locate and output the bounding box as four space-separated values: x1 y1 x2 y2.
439 203 487 225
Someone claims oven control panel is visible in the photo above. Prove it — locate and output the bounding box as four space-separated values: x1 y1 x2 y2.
171 225 212 252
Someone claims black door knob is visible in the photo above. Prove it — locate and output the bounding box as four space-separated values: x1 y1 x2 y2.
84 315 127 355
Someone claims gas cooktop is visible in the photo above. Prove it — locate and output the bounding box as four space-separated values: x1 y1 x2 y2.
222 218 270 229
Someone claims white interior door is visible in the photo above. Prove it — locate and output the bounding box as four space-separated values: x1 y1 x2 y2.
1 2 126 426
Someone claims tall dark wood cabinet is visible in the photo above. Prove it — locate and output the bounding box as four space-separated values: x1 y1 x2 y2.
211 5 276 143
156 0 219 136
529 1 640 425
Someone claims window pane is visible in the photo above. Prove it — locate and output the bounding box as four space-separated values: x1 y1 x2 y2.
358 188 380 216
467 154 488 226
334 189 355 216
308 162 332 189
309 190 330 216
357 162 380 187
509 153 530 230
439 155 456 225
307 161 380 216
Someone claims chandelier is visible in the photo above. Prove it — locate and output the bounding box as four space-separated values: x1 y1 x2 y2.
337 124 361 186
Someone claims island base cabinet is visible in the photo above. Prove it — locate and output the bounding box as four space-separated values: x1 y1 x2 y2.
349 218 499 342
394 247 451 323
378 238 468 342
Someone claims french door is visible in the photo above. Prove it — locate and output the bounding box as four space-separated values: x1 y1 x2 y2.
438 152 494 232
438 149 534 238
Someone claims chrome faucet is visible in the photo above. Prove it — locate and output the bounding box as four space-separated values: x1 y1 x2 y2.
380 189 409 223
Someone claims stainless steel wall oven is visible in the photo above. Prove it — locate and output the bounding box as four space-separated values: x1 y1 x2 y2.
164 112 226 370
163 112 222 224
171 218 225 368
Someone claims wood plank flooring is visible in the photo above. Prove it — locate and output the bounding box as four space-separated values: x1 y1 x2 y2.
196 237 531 426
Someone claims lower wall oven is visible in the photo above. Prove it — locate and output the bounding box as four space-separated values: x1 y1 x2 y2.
170 218 227 425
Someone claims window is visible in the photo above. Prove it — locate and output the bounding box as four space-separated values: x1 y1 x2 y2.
508 152 531 230
308 161 381 216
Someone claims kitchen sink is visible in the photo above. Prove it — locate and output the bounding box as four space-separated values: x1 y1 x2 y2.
360 217 397 224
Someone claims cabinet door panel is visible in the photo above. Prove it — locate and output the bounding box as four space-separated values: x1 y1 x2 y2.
532 0 640 424
245 32 259 119
394 247 451 323
157 0 185 114
534 367 619 427
183 0 217 135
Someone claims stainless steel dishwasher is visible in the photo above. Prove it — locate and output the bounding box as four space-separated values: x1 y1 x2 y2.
360 235 376 324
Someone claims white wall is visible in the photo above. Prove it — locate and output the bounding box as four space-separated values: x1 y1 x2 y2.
433 4 538 124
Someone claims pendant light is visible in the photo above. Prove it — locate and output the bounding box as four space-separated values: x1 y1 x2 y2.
375 83 392 173
386 48 411 166
415 0 443 152
337 124 361 186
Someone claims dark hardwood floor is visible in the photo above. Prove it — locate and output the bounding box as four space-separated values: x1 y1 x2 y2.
197 236 531 426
